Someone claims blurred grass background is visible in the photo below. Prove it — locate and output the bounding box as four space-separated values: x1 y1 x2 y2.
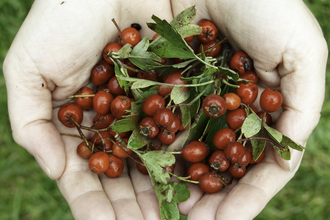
0 0 329 219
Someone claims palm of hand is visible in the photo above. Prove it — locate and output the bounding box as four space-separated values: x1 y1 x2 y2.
3 0 327 220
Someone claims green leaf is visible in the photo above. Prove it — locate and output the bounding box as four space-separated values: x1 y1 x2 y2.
110 117 136 132
171 182 190 203
127 130 149 150
170 5 197 29
264 124 283 143
188 112 209 141
160 201 180 220
115 43 132 59
128 37 162 71
130 79 159 89
280 135 305 152
241 113 262 138
251 139 266 161
171 86 190 104
272 143 291 160
139 151 175 184
148 16 196 59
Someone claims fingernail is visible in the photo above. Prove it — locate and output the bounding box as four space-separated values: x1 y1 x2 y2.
289 150 304 173
35 155 51 178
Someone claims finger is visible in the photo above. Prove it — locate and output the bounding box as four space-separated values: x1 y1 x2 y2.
215 147 298 220
187 179 238 220
57 135 116 220
127 159 161 220
100 159 144 220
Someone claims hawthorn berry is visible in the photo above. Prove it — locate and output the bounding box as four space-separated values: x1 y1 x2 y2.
93 90 113 115
199 173 223 193
110 95 131 119
223 93 241 111
58 102 83 128
182 140 208 163
91 59 114 86
260 88 283 112
229 50 253 75
228 164 246 178
202 94 227 118
88 151 110 174
236 82 258 105
104 154 124 178
197 19 219 43
153 108 174 129
187 163 210 181
142 94 165 116
224 141 245 163
225 108 246 130
119 27 141 46
208 150 230 172
213 128 236 150
76 141 93 159
139 117 159 138
103 42 122 65
74 87 94 110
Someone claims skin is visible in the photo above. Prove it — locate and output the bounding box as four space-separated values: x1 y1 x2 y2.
3 0 327 220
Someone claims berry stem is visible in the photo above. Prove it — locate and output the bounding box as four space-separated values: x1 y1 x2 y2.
66 94 95 99
167 171 199 184
111 18 128 45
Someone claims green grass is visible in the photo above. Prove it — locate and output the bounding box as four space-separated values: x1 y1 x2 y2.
0 0 329 219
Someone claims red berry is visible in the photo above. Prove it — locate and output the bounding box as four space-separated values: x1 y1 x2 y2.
197 19 219 43
237 149 252 167
104 154 124 178
236 82 258 105
202 94 227 118
199 173 223 193
91 131 113 151
157 129 175 145
93 91 113 115
139 117 159 138
153 108 174 129
225 108 246 130
223 93 241 111
110 95 131 119
197 40 221 57
213 128 236 150
103 42 122 65
88 152 110 174
256 111 272 126
108 76 125 96
93 113 115 129
76 141 93 159
58 102 83 128
187 163 210 181
229 50 253 75
74 87 94 110
137 71 158 81
165 115 180 133
182 141 208 163
158 72 188 96
224 142 245 163
208 150 230 172
259 88 283 112
142 94 165 116
119 27 141 47
228 164 246 178
239 70 259 84
112 138 132 158
91 60 114 86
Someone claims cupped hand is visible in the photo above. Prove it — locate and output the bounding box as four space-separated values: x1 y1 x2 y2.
172 0 328 219
3 0 328 220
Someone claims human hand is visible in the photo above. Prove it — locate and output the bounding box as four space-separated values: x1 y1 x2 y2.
4 0 327 220
171 0 328 219
3 1 175 219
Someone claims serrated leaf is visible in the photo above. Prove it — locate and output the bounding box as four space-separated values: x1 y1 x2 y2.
264 124 283 143
160 201 180 220
241 113 262 138
127 130 149 150
280 135 305 152
130 79 159 89
148 16 196 59
127 37 162 72
139 151 175 184
171 182 190 203
115 43 132 59
251 139 266 161
171 86 190 104
272 142 291 160
170 5 197 28
110 117 136 132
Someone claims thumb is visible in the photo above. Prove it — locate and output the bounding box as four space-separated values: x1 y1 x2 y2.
4 47 66 180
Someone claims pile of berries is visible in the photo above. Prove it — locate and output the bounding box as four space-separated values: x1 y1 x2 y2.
57 16 284 195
